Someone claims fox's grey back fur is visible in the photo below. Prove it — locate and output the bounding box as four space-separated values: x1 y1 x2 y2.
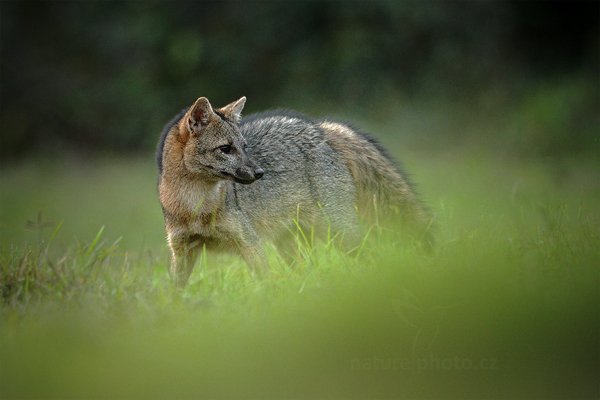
157 97 432 288
234 111 360 240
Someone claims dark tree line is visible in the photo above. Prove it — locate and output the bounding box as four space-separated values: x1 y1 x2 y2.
1 1 597 158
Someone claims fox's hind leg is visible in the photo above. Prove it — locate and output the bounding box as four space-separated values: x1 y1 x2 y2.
315 181 362 253
326 208 362 253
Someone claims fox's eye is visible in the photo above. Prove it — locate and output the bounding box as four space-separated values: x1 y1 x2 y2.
218 145 232 154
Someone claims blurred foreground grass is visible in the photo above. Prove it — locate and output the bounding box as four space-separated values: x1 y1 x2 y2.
0 148 599 399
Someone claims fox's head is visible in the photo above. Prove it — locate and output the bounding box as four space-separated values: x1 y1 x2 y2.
179 96 264 184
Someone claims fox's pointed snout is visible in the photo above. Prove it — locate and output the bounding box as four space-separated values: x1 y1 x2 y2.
233 165 264 184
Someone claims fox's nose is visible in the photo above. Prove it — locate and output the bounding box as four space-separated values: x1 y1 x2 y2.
254 167 264 179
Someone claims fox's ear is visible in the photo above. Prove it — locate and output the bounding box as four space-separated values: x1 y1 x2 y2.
220 96 246 123
188 97 214 133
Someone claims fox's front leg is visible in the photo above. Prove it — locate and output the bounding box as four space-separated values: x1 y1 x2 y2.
238 244 268 275
231 224 268 274
168 233 202 289
220 213 267 274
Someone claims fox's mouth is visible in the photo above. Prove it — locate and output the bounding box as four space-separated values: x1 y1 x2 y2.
234 176 257 184
220 171 258 185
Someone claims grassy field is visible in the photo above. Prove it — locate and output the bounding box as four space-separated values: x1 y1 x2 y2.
0 145 598 399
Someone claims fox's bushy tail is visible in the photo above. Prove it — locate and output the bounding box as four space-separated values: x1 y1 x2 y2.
320 121 434 247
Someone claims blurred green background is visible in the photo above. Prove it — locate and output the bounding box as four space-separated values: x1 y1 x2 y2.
1 0 598 249
1 2 599 399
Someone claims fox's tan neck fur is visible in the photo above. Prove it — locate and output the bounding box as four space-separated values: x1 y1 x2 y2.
159 126 228 225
